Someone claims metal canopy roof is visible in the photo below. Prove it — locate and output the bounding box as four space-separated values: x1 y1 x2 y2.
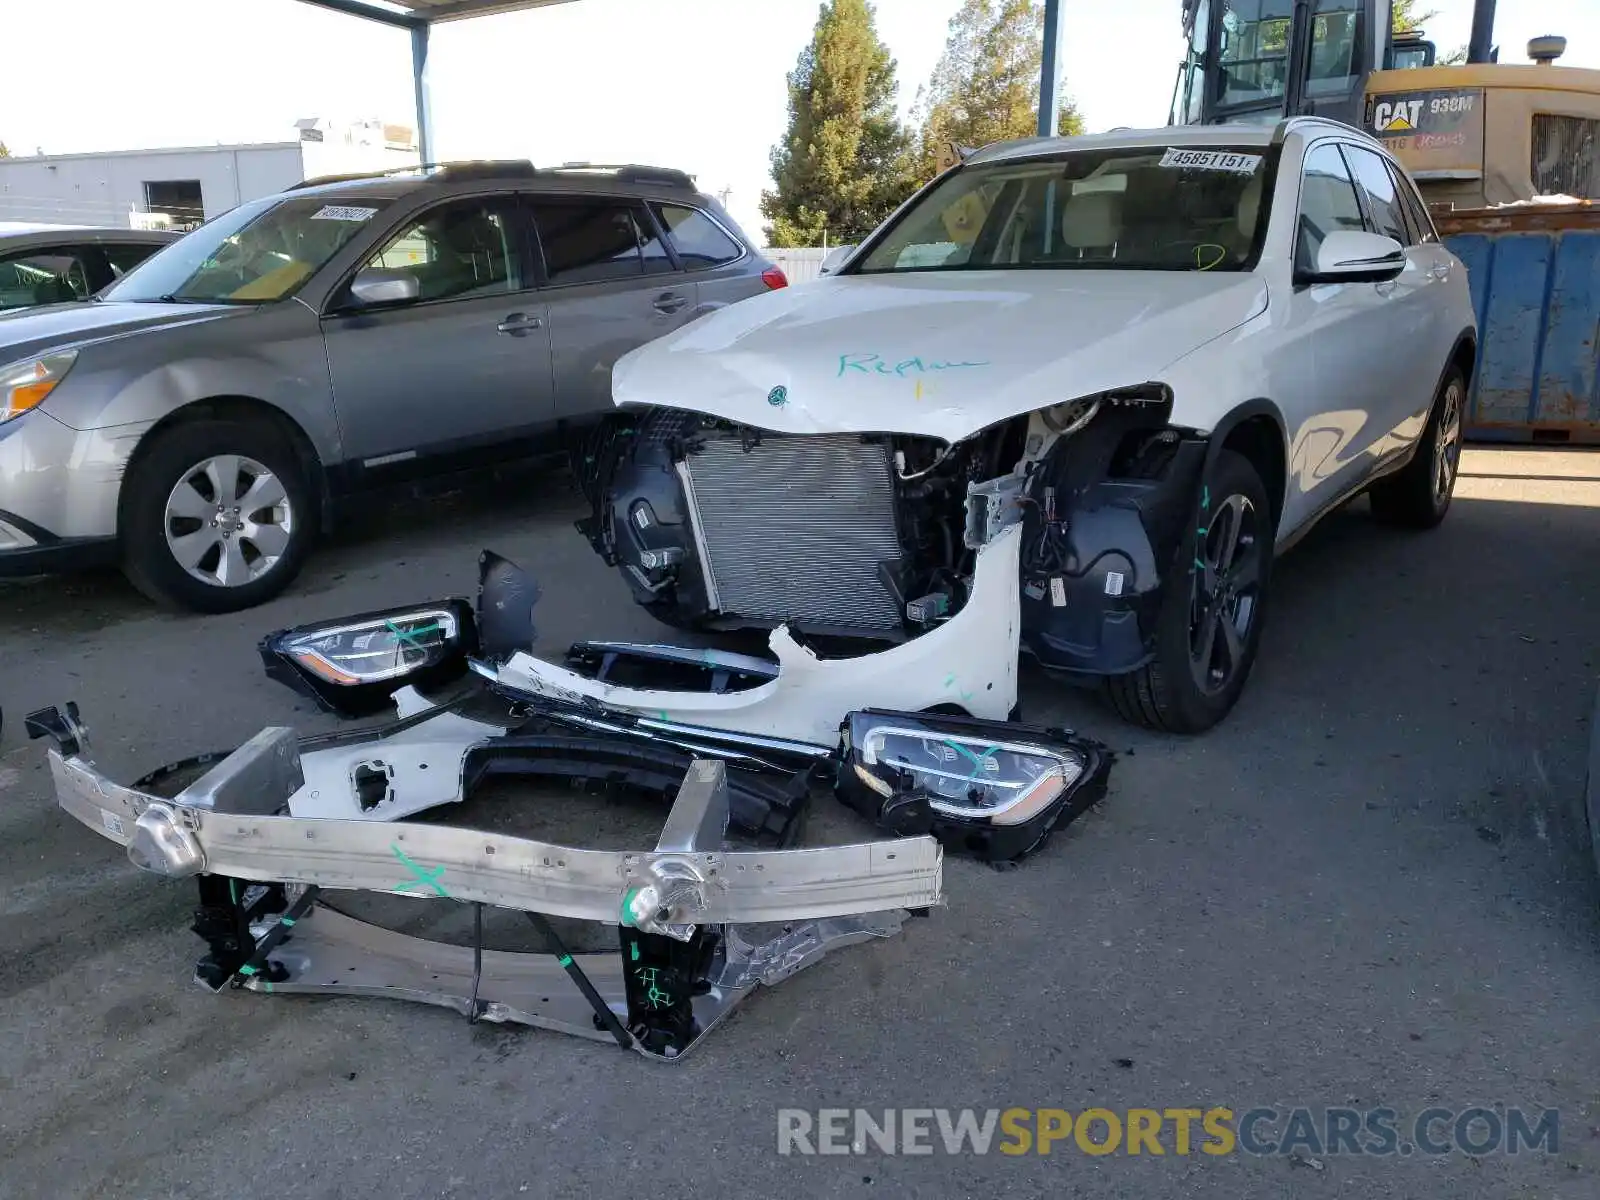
294 0 583 163
297 0 578 28
293 0 1065 203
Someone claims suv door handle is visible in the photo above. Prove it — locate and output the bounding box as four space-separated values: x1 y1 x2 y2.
497 312 543 334
1427 263 1450 280
653 293 688 314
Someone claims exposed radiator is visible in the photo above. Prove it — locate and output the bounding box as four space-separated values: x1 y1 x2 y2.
681 434 906 635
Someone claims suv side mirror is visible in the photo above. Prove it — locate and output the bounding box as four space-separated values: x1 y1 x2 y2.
1299 230 1406 285
348 267 420 307
819 245 853 276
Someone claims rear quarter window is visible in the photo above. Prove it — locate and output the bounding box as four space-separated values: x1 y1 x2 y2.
652 203 743 269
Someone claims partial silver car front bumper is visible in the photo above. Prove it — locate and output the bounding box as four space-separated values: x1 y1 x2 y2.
0 411 145 573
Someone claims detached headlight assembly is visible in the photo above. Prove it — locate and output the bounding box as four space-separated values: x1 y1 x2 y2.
837 708 1110 862
259 599 478 716
0 350 78 421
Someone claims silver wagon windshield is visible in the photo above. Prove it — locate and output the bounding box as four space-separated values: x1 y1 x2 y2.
104 194 395 304
855 145 1271 274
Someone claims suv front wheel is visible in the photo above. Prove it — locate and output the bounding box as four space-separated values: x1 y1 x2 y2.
120 417 314 613
1105 449 1273 733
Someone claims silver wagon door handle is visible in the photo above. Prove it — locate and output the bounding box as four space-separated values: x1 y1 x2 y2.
653 292 688 315
1428 262 1451 281
497 312 543 334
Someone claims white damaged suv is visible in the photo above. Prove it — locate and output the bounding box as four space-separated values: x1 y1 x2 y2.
576 119 1476 733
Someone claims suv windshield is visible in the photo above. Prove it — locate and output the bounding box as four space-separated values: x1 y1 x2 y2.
855 145 1271 274
103 194 396 304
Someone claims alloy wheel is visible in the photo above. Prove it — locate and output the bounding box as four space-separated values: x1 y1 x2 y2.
163 454 295 588
1188 491 1262 695
1434 379 1463 503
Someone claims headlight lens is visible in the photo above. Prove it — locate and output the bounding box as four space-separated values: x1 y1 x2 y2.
259 598 478 717
844 710 1089 826
0 350 79 421
284 607 464 684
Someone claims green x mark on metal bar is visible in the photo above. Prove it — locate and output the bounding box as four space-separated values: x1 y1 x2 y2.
391 844 450 897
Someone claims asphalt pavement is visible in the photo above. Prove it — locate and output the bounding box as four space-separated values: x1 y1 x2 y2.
3 446 1600 1200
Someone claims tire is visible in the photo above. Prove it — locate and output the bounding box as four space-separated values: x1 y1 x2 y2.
120 418 315 613
1105 449 1273 734
1368 365 1465 529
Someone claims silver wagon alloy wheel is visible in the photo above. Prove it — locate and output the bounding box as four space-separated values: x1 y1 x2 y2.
163 454 296 588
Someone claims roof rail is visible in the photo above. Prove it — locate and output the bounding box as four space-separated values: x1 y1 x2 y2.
434 159 539 181
551 162 697 188
287 159 538 190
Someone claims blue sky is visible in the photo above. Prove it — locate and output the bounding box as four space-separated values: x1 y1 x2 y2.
5 0 1595 239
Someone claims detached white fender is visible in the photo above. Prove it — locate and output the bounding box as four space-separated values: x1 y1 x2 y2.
486 525 1024 745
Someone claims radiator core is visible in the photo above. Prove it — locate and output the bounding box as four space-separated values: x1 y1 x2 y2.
681 434 906 635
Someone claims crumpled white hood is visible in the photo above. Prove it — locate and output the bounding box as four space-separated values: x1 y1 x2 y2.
613 269 1268 443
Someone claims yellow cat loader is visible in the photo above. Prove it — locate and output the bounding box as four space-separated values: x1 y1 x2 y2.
1172 0 1598 210
1364 35 1599 209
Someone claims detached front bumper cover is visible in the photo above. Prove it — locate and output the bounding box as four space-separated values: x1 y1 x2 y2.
32 703 942 1061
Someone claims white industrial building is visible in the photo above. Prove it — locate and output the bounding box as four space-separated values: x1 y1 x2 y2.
0 118 420 231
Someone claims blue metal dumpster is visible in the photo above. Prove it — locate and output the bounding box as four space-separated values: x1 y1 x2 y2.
1437 203 1600 444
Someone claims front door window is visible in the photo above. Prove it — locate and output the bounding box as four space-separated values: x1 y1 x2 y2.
362 198 522 303
1296 143 1367 272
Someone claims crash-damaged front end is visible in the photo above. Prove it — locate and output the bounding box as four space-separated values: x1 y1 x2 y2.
29 549 1111 1058
578 383 1208 683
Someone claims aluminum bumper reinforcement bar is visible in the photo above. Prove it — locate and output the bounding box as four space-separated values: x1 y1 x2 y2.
35 709 942 1060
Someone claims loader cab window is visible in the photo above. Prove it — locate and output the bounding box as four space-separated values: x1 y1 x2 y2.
1217 0 1293 111
1176 0 1377 125
1305 0 1361 98
1387 34 1436 70
1173 0 1212 125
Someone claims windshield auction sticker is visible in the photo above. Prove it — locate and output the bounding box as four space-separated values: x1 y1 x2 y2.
311 205 380 222
1159 148 1262 174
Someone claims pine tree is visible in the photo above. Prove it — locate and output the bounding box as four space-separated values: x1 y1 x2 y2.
760 0 915 247
914 0 1085 182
